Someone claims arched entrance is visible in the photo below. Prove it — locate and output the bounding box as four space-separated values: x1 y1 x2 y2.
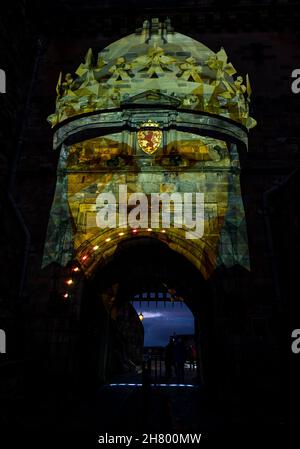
79 237 213 387
41 17 256 403
132 296 196 384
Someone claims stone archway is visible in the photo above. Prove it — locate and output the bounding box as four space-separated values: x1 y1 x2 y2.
40 18 256 398
79 237 213 386
43 18 255 282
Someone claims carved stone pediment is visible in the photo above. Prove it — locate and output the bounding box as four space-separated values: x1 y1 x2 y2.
121 90 181 107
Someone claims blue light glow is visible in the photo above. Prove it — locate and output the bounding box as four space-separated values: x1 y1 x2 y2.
132 300 194 346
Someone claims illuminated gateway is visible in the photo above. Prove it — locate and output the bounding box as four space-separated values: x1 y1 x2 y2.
44 18 256 280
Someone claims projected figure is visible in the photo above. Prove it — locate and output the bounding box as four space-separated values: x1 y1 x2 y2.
43 19 256 280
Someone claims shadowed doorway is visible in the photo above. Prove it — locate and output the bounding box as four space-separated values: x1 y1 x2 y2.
79 237 213 388
131 298 196 384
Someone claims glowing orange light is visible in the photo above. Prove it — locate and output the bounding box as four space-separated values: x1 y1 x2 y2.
66 279 73 285
105 237 111 242
72 267 79 272
118 232 125 236
132 229 137 233
93 245 99 251
147 228 152 232
82 255 88 261
161 230 166 233
63 293 69 299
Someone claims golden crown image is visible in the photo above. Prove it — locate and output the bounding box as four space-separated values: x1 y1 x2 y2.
47 19 256 131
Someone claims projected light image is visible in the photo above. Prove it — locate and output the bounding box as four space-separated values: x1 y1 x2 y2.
132 300 194 347
43 17 256 289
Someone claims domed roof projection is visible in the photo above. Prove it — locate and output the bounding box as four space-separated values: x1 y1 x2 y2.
48 18 256 130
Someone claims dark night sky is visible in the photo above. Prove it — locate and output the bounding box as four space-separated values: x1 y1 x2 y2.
132 300 194 346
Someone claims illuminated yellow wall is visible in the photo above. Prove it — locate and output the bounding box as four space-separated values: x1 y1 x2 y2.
43 19 254 280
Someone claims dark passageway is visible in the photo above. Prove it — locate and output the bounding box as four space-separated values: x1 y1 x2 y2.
80 237 212 388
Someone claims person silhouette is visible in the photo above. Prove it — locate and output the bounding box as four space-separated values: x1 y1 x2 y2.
165 337 175 380
174 337 186 383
